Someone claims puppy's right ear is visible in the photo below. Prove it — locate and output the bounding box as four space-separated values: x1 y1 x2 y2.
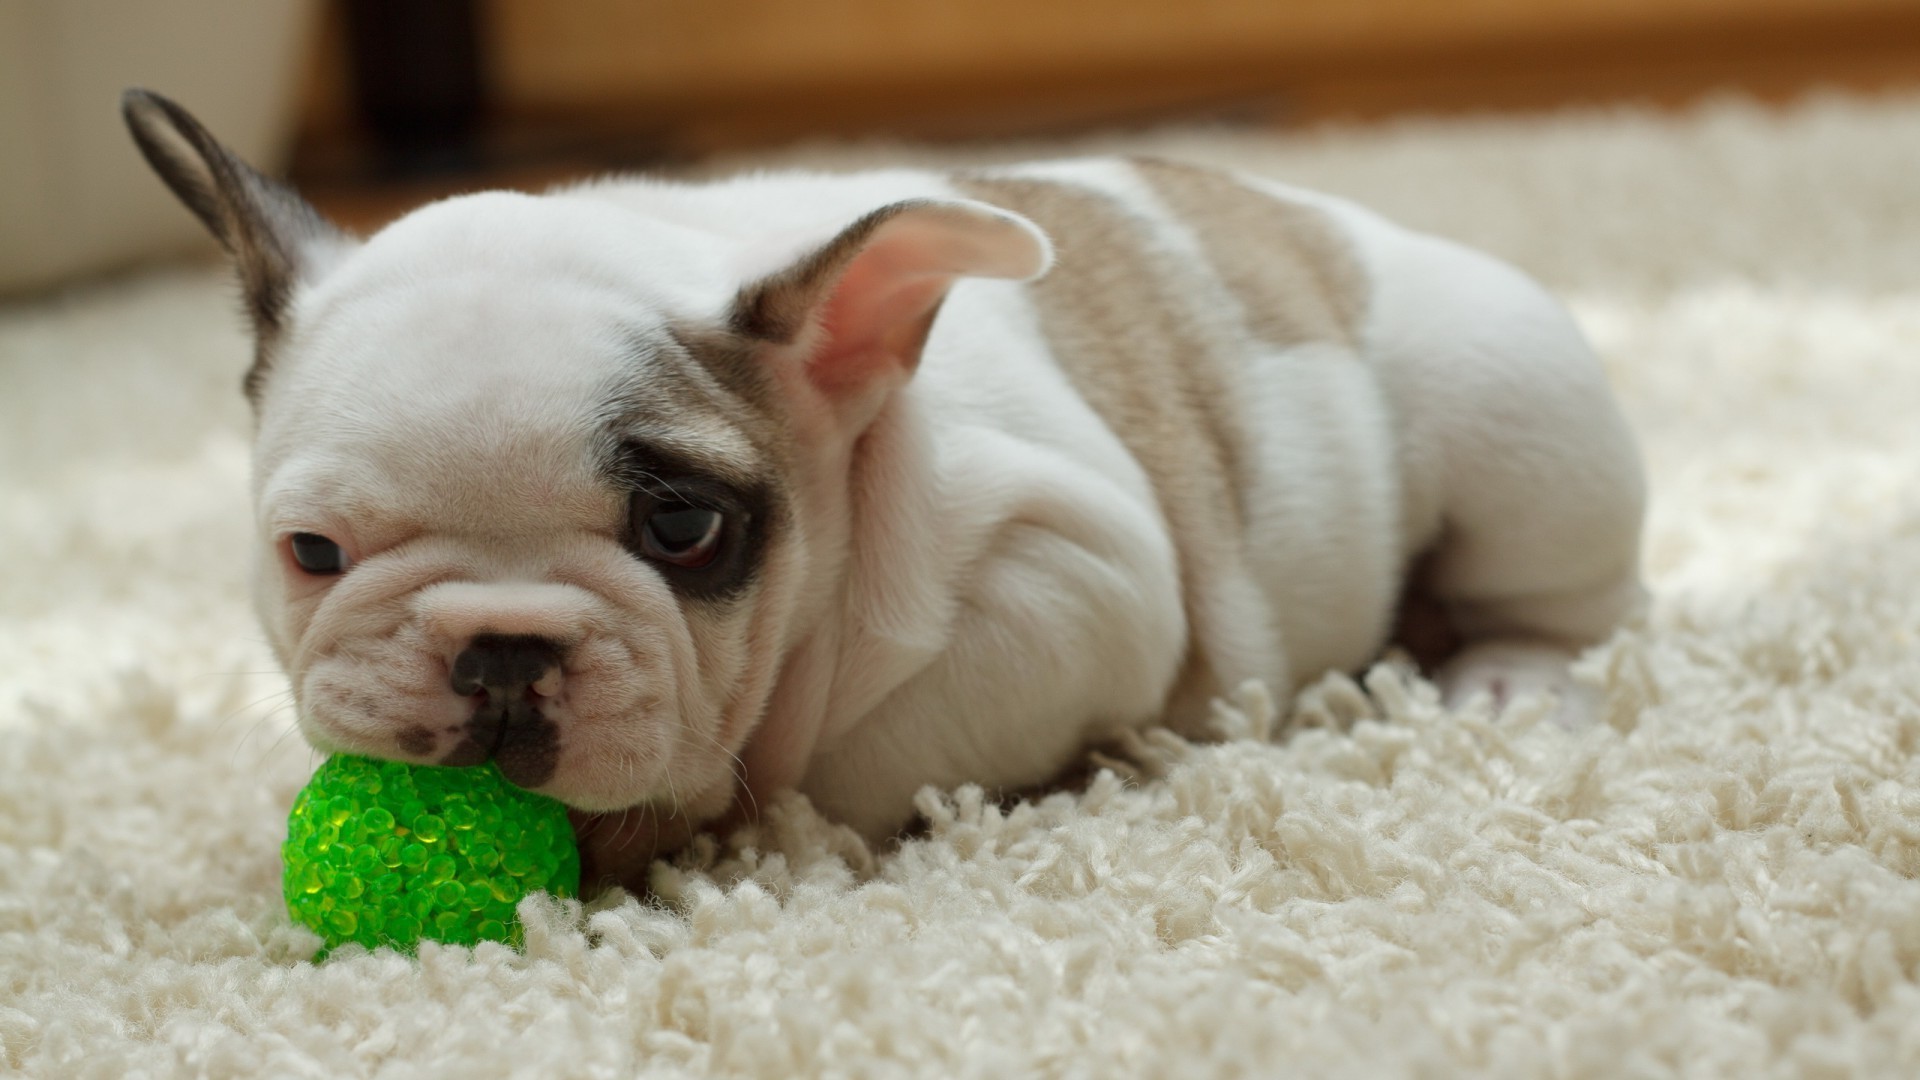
122 89 350 396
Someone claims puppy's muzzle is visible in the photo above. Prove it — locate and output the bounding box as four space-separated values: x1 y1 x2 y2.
444 633 564 787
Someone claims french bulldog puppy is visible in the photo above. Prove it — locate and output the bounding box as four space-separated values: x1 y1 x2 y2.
124 90 1645 889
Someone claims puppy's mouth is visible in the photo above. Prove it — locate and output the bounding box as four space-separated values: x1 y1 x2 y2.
437 694 562 789
433 633 565 788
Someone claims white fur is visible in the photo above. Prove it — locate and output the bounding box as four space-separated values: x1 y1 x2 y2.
222 157 1642 850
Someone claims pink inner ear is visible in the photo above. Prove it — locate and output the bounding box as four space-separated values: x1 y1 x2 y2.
797 205 1046 403
743 200 1049 421
808 248 955 397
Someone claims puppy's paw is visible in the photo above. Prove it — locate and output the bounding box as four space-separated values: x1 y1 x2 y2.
1438 639 1598 728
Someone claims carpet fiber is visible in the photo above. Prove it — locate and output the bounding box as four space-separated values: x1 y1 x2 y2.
6 94 1920 1078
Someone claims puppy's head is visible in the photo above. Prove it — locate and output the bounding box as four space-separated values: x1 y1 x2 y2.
123 91 1048 817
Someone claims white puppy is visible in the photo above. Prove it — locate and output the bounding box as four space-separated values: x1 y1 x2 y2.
124 91 1645 888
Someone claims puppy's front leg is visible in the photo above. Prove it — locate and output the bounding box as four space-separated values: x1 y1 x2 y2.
799 459 1187 839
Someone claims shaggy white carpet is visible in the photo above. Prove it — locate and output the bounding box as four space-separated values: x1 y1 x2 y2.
6 92 1920 1078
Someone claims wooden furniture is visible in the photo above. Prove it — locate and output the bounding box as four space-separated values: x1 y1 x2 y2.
294 0 1920 213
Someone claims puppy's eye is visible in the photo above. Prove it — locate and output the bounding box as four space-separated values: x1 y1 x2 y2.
639 505 723 569
289 532 347 575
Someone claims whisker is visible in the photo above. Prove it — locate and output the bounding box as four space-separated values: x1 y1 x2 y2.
211 685 295 744
251 708 311 772
230 697 296 770
688 724 756 819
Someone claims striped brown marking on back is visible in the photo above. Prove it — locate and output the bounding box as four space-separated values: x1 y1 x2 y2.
953 172 1264 727
1131 157 1368 350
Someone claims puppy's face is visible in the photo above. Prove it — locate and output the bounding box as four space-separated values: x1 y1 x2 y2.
124 91 1049 820
251 194 794 812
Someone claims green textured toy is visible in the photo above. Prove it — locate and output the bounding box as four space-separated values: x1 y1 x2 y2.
283 755 580 954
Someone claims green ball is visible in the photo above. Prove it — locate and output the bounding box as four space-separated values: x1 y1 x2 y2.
283 755 580 955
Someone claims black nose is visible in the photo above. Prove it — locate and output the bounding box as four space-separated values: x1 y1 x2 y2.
450 634 563 708
443 634 565 781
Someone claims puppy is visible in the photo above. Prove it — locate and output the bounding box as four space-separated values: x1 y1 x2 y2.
124 91 1645 889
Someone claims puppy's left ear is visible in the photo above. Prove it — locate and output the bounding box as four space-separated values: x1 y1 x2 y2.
730 198 1051 428
122 89 351 395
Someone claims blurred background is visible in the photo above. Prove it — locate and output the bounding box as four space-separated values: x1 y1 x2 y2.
5 0 1920 294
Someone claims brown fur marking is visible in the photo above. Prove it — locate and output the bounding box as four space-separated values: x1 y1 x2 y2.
122 90 349 403
953 172 1257 725
955 163 1368 729
1131 157 1367 349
